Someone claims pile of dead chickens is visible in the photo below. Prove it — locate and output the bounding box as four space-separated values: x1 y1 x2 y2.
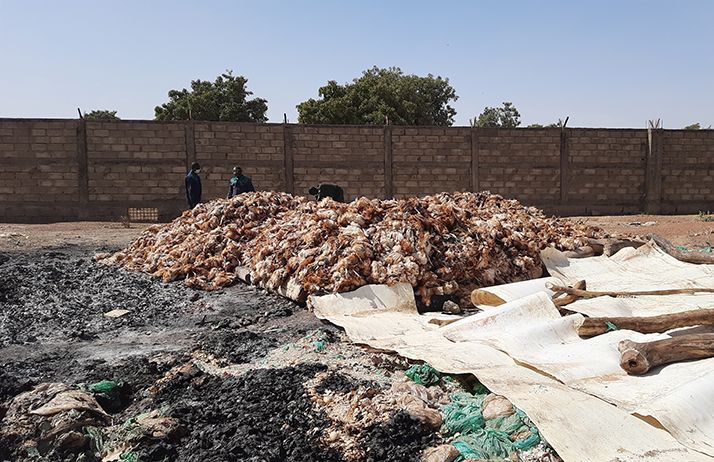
98 191 601 304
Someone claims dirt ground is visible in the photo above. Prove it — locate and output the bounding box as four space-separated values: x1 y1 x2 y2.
1 215 711 462
572 214 714 249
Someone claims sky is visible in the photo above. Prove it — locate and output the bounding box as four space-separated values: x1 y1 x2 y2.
1 0 712 128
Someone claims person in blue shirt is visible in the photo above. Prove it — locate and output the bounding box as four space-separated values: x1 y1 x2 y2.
185 162 202 209
227 166 255 198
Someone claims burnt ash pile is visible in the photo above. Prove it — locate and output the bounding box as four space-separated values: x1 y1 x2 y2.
0 247 468 461
0 251 196 347
314 371 381 394
193 329 278 364
151 364 343 462
147 364 435 462
361 411 438 462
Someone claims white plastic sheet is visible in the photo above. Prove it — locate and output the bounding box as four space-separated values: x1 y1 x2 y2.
310 279 714 461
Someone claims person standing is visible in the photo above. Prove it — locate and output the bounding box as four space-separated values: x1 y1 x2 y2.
227 166 255 198
185 162 202 209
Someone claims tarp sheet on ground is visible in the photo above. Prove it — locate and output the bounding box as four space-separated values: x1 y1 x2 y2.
309 242 714 461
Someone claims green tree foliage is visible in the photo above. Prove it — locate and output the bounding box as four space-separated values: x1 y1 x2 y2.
684 123 702 130
154 71 268 122
297 66 458 126
83 110 120 120
473 102 521 128
527 118 566 128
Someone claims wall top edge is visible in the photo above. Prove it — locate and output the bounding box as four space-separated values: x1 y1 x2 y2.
2 118 707 132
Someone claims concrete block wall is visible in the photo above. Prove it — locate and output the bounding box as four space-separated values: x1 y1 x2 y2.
290 125 385 200
1 118 713 222
661 130 714 212
87 121 186 219
195 122 286 199
392 127 471 197
0 119 79 221
476 128 560 207
566 129 647 214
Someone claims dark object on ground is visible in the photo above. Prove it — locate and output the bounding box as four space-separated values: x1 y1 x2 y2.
309 183 345 202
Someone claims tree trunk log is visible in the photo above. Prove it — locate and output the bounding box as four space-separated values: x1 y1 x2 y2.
552 280 587 307
547 284 714 300
644 234 714 264
618 333 714 375
578 309 714 337
587 237 647 256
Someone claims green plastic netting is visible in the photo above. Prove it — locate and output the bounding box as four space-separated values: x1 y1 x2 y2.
442 392 486 434
453 427 513 461
443 391 541 461
404 363 441 386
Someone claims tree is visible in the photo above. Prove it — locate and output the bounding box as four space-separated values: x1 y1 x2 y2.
154 70 268 122
527 118 566 128
83 110 120 120
684 123 712 129
473 102 520 128
297 66 457 126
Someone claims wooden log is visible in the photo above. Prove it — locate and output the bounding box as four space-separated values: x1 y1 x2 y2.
586 237 646 256
644 234 714 265
618 334 714 375
552 280 586 307
562 246 596 259
578 309 714 337
547 284 714 299
585 234 714 263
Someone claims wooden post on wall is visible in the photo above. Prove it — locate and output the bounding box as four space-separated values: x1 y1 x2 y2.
384 125 393 199
76 119 89 219
184 121 196 171
644 128 663 213
470 128 479 192
283 124 294 194
559 127 569 204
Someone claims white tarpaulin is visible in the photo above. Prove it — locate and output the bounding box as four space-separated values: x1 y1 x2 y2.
542 243 714 317
310 242 714 461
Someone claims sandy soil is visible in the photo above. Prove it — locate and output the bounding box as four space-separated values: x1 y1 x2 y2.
572 214 714 249
0 222 150 252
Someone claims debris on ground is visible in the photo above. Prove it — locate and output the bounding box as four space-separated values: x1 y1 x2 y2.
0 383 110 460
420 444 461 462
98 191 601 304
441 388 544 461
442 300 463 314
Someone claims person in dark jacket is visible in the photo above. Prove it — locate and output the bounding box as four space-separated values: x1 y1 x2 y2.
308 183 344 202
185 162 202 209
227 166 255 198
